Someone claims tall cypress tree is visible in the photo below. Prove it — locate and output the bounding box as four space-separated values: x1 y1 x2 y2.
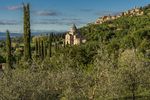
48 34 52 57
55 35 59 51
38 37 41 57
41 40 44 59
43 41 47 58
23 3 31 60
6 30 12 69
35 38 38 57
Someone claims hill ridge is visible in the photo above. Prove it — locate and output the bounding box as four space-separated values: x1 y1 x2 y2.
95 7 144 24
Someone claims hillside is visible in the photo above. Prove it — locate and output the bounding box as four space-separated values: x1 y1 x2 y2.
0 4 150 100
79 5 150 59
56 4 150 69
80 5 150 41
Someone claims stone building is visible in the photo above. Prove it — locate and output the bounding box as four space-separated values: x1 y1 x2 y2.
65 24 86 45
0 63 5 70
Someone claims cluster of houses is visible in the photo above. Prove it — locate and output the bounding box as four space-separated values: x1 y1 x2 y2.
95 7 144 24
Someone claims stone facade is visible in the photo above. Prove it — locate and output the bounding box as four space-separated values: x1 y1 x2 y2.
95 7 144 24
65 24 86 45
0 63 5 70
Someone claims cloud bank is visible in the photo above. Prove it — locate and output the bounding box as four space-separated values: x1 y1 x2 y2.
33 10 61 16
6 5 23 11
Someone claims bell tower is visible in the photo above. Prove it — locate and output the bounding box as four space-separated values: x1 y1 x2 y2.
70 24 77 35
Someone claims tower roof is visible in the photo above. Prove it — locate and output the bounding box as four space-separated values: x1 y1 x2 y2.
69 24 78 35
71 24 77 31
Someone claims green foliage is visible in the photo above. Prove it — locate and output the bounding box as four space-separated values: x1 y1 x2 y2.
6 30 12 69
47 34 52 57
35 38 38 57
0 4 150 100
0 55 5 63
41 40 44 59
23 3 31 60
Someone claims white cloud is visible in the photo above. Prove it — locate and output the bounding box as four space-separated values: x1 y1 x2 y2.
6 5 23 11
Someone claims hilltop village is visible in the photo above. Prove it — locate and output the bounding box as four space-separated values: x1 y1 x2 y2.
64 7 144 46
95 7 144 24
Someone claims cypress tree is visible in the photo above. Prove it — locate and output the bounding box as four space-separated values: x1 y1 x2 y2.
43 41 47 58
48 34 52 57
41 39 44 59
38 37 41 57
6 30 12 69
55 35 59 51
35 38 38 57
23 3 31 60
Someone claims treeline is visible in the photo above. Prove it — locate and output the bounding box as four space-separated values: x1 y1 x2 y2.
2 3 65 69
33 33 64 60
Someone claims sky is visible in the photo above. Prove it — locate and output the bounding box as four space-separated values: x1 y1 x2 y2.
0 0 149 33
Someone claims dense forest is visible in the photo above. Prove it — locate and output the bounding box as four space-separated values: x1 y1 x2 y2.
0 3 150 100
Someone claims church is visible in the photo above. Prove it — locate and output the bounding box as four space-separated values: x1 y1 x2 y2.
65 24 86 45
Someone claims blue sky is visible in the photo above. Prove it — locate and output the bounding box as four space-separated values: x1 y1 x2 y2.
0 0 149 33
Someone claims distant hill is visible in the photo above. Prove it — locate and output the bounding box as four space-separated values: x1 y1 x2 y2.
0 32 22 40
0 31 66 40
